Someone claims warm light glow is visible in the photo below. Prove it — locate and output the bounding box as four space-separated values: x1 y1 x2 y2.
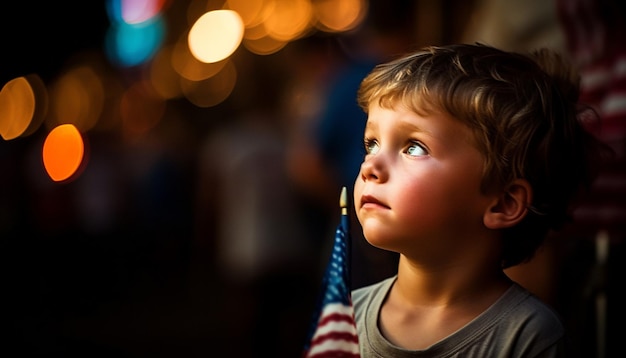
46 66 105 132
226 0 267 28
243 36 287 55
185 0 226 26
180 60 237 108
0 76 35 140
21 74 49 138
263 0 313 41
172 34 229 81
188 10 244 63
242 21 269 40
313 0 366 32
43 124 85 182
148 45 183 100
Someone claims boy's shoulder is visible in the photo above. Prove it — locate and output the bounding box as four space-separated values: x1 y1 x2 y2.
500 283 564 334
351 276 396 306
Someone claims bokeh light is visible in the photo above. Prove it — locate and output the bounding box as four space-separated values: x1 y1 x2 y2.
120 0 167 24
42 124 85 182
105 14 166 67
313 0 367 32
226 0 267 28
46 65 105 133
263 0 313 41
243 35 287 55
172 34 230 81
148 44 184 100
188 10 245 64
180 59 237 108
0 76 36 140
2 0 373 184
20 74 49 138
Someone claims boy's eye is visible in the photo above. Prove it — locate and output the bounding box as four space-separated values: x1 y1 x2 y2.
364 138 379 155
407 141 427 157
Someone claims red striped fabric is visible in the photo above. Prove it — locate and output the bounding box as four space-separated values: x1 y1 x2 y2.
305 303 360 358
557 0 626 237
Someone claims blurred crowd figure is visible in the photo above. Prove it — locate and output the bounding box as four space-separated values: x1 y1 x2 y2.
193 50 328 356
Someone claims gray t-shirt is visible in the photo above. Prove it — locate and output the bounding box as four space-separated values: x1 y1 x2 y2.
352 276 564 357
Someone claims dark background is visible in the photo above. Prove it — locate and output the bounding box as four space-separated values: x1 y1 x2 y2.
1 2 109 85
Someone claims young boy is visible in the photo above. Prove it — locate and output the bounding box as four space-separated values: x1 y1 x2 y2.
351 43 609 357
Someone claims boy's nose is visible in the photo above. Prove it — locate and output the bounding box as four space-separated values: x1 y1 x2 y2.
359 156 387 182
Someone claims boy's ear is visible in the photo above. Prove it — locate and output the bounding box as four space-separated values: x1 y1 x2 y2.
484 179 532 229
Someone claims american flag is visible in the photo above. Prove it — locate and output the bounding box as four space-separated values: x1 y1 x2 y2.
303 187 360 358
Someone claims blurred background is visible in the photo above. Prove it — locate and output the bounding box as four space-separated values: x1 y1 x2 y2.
1 0 624 357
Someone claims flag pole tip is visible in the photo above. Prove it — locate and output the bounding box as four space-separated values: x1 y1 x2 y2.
340 186 348 210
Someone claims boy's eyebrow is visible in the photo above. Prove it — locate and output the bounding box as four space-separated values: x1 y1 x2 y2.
395 120 428 134
365 116 432 136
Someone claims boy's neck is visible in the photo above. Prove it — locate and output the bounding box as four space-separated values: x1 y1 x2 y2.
393 254 511 307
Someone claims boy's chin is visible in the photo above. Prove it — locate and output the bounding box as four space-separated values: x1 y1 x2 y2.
363 234 398 252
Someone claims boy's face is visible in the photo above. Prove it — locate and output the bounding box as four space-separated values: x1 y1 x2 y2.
353 103 497 259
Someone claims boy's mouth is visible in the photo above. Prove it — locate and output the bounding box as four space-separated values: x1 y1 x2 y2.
360 195 390 209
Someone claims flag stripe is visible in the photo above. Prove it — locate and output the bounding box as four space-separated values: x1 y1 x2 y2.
315 314 358 333
307 338 361 357
311 331 359 346
307 351 361 358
